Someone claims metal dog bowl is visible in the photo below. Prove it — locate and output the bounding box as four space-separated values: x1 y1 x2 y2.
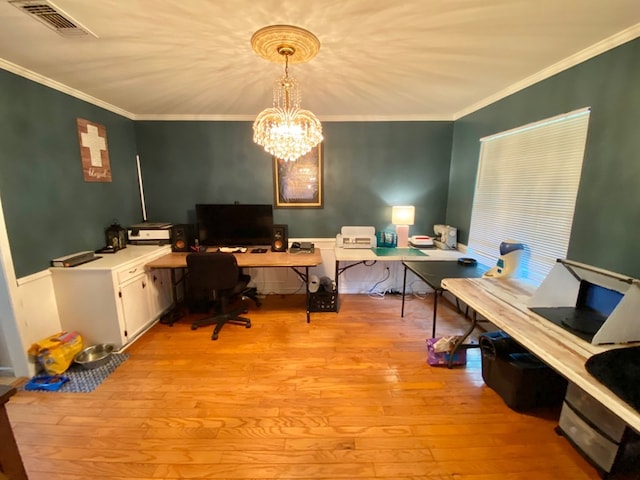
74 344 114 369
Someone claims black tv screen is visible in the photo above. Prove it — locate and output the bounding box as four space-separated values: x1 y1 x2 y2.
196 204 273 246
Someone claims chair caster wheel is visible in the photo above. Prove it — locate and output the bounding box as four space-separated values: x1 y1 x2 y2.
212 333 219 340
191 325 197 330
246 322 252 328
242 309 249 314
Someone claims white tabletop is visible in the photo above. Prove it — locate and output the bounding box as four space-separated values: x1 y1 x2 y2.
442 277 640 434
334 246 464 262
51 245 171 271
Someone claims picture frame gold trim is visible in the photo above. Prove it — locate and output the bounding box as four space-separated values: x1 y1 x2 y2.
273 144 323 208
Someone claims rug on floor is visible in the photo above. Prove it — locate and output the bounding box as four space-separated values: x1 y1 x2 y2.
23 353 129 393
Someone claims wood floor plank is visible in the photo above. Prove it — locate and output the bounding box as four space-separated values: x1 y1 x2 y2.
7 293 622 479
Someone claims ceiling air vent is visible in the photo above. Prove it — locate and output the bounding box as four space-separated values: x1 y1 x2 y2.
9 0 97 37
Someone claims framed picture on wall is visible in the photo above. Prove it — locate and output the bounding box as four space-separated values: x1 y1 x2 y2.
77 118 112 182
273 144 323 208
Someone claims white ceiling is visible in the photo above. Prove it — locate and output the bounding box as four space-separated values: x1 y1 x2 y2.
0 0 638 121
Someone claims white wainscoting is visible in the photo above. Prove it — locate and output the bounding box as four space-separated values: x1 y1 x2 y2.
13 270 63 377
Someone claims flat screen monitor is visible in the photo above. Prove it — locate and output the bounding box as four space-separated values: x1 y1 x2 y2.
195 204 273 246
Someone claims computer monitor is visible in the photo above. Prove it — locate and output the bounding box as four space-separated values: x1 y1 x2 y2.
195 204 273 246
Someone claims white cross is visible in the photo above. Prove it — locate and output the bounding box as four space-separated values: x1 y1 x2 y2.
81 125 106 167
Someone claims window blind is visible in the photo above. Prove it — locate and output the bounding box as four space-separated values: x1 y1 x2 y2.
467 108 591 285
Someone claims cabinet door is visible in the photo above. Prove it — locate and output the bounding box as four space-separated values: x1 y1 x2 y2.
119 274 152 343
148 268 173 318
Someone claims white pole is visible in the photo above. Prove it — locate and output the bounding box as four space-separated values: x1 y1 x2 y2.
136 155 147 222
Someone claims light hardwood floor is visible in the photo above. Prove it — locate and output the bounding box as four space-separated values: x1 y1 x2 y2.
6 293 632 479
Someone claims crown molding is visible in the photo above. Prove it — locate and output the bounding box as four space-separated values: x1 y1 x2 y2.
454 23 640 120
132 113 454 122
0 57 134 119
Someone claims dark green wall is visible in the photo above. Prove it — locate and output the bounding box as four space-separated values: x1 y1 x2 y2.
0 70 141 278
446 38 640 278
0 65 453 278
134 121 454 238
1 36 638 279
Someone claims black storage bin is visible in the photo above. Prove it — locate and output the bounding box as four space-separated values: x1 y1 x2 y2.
309 277 338 312
309 291 338 312
479 331 567 411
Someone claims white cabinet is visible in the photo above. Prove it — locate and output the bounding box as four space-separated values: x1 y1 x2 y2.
51 245 172 349
119 267 152 342
147 267 172 319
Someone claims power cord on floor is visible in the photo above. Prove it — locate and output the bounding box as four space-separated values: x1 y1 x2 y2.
368 267 391 298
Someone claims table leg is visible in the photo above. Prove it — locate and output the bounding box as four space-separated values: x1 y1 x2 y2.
432 288 440 339
447 309 478 369
160 268 185 326
289 266 312 323
305 266 311 323
401 264 408 317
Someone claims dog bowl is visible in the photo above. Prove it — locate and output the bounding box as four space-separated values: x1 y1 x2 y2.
74 344 114 369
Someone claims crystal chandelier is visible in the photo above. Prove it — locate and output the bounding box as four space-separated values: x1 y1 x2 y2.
251 25 323 162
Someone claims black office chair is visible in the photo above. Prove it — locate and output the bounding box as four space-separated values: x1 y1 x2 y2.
186 252 252 340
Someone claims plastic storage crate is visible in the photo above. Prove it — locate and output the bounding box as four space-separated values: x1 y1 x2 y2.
309 291 338 312
479 331 567 411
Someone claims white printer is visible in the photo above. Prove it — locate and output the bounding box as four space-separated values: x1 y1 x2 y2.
336 226 377 249
127 222 172 245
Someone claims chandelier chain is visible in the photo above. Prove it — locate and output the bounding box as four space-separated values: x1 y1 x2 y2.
284 53 289 79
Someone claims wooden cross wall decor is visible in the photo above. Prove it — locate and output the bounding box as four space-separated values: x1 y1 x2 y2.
77 118 112 182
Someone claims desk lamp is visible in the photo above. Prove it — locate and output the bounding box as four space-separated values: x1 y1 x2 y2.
392 206 415 248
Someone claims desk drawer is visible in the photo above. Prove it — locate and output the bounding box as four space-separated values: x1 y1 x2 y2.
117 263 146 284
558 401 620 473
565 382 626 442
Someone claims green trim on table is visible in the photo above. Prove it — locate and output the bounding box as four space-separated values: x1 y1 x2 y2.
372 247 427 257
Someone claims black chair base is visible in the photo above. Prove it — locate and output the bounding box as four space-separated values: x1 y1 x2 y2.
190 299 251 340
242 286 261 307
211 315 251 340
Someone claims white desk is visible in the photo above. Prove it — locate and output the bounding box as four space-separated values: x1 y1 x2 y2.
334 246 464 298
333 246 465 303
334 246 464 264
441 277 640 434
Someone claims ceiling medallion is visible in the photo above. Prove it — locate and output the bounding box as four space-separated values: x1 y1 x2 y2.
251 25 320 64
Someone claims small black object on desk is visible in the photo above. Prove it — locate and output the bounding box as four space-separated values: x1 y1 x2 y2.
289 241 315 254
457 257 477 266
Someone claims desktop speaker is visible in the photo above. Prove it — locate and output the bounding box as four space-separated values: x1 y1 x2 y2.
171 224 195 252
271 224 288 252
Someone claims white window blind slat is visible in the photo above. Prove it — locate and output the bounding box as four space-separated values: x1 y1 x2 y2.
468 108 591 285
